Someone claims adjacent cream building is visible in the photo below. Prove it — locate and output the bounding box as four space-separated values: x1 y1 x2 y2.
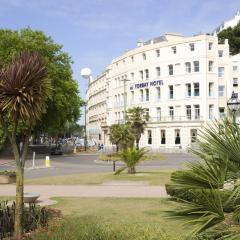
86 33 240 151
213 10 240 35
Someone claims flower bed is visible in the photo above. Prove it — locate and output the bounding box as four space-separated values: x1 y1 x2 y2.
0 171 16 184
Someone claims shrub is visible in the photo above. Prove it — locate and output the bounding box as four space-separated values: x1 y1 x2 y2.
0 201 49 239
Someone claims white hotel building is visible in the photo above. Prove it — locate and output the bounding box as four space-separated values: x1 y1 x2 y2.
86 33 240 151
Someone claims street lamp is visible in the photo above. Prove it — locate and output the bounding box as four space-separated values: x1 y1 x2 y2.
227 91 240 123
81 68 93 151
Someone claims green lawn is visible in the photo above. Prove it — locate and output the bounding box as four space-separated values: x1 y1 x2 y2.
0 196 15 202
25 170 172 185
32 197 190 240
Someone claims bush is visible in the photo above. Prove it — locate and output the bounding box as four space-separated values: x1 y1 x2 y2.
165 182 233 211
0 170 16 176
0 201 49 239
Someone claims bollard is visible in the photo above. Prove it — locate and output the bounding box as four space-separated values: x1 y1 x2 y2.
113 161 116 172
32 152 35 169
74 147 77 154
45 156 50 168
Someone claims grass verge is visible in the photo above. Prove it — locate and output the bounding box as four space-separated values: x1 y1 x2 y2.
25 170 172 185
31 197 189 240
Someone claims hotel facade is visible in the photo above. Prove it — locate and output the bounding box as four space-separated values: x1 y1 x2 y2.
86 33 240 151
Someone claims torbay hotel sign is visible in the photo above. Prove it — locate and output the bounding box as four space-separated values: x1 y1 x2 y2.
130 80 163 90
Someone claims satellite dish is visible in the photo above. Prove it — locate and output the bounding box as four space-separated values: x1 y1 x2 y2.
81 68 92 79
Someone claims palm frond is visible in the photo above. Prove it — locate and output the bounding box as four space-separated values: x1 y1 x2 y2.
167 189 225 235
0 51 49 123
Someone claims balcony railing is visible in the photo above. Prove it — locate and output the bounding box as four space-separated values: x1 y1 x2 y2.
148 115 203 122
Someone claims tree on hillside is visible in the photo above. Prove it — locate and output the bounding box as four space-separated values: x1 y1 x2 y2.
0 28 83 137
0 52 49 238
218 22 240 55
125 107 149 149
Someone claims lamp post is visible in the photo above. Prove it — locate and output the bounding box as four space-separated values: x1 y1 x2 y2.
81 68 93 152
227 91 240 123
84 102 87 151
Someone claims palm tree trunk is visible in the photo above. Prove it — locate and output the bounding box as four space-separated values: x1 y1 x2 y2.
136 139 140 150
11 131 29 239
15 166 24 239
128 166 136 174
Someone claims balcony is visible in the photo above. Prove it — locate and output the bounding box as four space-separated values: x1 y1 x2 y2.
149 115 203 122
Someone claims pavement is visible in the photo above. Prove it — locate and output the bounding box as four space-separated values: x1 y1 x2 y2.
0 184 168 206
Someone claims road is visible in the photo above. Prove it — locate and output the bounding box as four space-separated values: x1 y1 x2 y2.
0 152 199 179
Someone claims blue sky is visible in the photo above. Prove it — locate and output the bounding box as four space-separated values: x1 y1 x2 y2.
1 0 240 122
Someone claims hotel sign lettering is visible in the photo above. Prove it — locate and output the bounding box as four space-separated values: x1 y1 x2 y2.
130 80 163 90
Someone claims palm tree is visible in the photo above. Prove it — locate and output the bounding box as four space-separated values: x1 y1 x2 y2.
109 124 134 151
115 147 148 174
166 118 240 239
125 107 149 149
0 52 48 238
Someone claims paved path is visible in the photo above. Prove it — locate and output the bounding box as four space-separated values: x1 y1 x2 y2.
0 184 167 205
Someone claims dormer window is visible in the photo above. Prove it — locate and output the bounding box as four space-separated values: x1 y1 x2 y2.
142 53 146 60
171 46 176 54
189 43 195 51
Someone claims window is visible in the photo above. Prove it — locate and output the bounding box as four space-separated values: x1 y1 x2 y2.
218 86 225 97
194 83 199 97
168 65 173 75
218 50 223 57
171 46 176 54
219 108 225 119
140 89 144 102
185 83 191 97
233 78 238 87
208 61 214 72
161 130 166 144
156 49 160 57
208 42 213 50
156 67 161 76
194 105 200 120
186 105 192 120
131 72 134 81
193 61 200 72
175 129 181 144
156 107 161 121
131 56 134 63
233 65 238 72
148 130 152 144
169 85 174 99
209 82 214 96
145 89 149 101
189 43 195 51
185 62 191 73
145 69 149 80
145 108 150 119
156 87 161 100
142 53 146 60
209 105 214 120
191 129 197 143
218 67 224 78
139 70 143 81
169 106 174 120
